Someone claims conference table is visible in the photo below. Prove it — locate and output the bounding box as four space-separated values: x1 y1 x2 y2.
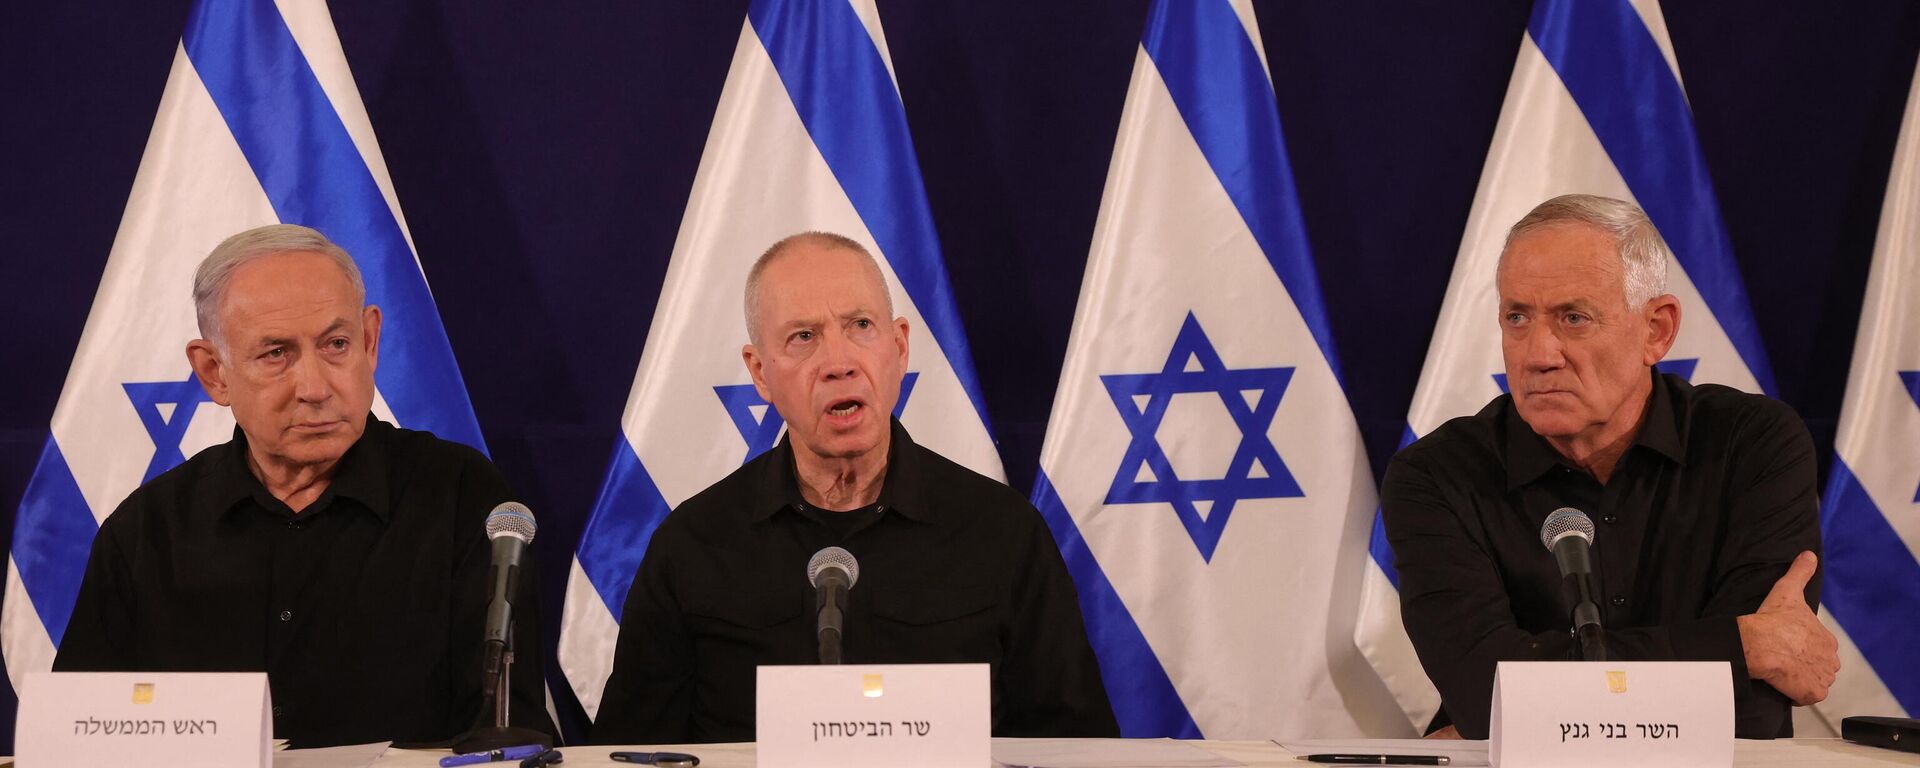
320 737 1920 767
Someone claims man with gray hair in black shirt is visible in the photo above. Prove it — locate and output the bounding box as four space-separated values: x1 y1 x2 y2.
1382 194 1839 739
593 232 1117 744
55 224 554 747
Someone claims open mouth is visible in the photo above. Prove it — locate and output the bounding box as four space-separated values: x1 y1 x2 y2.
826 398 864 417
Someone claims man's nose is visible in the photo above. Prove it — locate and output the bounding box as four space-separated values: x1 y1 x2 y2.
816 329 857 380
1524 325 1567 370
291 350 333 402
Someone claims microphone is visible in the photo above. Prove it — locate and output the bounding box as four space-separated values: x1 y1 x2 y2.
482 504 535 703
455 502 552 754
1540 507 1608 661
807 547 861 665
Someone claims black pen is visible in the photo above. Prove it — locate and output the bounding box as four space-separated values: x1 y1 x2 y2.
1297 755 1449 766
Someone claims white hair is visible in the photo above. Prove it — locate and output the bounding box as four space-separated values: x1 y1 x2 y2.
1502 194 1670 308
743 231 893 345
193 224 365 348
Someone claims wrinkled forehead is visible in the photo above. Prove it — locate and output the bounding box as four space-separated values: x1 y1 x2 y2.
1496 224 1626 304
757 246 894 318
221 251 365 320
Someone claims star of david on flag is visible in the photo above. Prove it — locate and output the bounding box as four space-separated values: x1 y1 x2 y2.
1101 314 1299 561
121 373 213 484
1033 0 1401 739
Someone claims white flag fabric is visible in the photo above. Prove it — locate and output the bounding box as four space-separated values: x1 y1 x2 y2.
1032 0 1401 739
2 0 487 689
1811 54 1920 724
1352 0 1777 732
557 0 1004 718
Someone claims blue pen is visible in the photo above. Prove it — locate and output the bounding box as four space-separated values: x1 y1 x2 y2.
439 744 548 767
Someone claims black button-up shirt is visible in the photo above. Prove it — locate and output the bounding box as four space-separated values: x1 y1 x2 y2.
1381 373 1820 739
592 419 1119 744
54 417 556 748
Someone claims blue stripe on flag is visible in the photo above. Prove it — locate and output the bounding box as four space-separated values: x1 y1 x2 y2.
1139 0 1341 378
1032 470 1201 738
182 0 488 452
1367 425 1420 588
577 438 676 619
1527 0 1776 396
1819 458 1920 714
13 437 99 646
746 0 996 432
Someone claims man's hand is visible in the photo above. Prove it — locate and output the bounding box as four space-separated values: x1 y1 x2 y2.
1736 550 1839 705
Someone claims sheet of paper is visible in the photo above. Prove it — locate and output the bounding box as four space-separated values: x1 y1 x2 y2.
992 738 1241 767
1277 738 1490 766
271 741 389 768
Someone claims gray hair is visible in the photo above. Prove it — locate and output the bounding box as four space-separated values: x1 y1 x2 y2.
743 231 893 345
193 224 366 348
1502 194 1670 308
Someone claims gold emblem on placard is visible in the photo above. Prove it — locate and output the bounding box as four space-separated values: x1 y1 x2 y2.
132 683 155 704
1606 671 1628 694
863 674 885 698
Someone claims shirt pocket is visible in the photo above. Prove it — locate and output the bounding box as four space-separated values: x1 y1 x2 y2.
869 585 999 626
681 587 805 630
866 585 1002 663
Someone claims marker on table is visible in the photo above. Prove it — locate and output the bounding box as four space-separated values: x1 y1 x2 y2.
1297 754 1450 766
439 744 548 767
609 751 701 766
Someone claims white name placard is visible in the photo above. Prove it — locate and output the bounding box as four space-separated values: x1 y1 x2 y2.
16 671 271 768
1490 661 1732 768
757 663 988 768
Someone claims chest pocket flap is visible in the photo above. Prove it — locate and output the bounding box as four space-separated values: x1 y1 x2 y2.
681 587 805 629
870 585 999 626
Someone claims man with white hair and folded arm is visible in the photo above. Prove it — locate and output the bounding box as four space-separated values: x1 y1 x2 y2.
1381 194 1840 739
55 224 554 748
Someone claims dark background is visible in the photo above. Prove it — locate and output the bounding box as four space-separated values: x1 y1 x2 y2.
4 0 1918 747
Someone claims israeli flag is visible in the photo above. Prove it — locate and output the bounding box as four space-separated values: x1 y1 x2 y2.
1352 0 1776 732
1032 0 1400 739
1811 55 1920 724
2 0 487 689
557 0 1004 718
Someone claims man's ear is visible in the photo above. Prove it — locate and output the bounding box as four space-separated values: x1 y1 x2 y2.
186 339 232 406
743 343 772 402
894 316 911 370
1643 294 1682 366
362 305 383 370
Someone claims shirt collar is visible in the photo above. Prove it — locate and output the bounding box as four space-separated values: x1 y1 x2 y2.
747 417 931 524
1503 369 1686 491
215 414 393 522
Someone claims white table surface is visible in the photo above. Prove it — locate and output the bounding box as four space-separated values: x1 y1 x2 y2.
348 737 1920 767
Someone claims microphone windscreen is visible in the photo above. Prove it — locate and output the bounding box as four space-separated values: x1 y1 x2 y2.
1539 507 1595 551
486 502 537 544
807 546 861 589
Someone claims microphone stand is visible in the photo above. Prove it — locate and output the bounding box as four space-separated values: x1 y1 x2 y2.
1566 572 1610 662
452 628 553 754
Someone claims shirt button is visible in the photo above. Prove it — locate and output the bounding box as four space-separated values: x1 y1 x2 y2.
272 705 285 718
278 610 293 622
1610 596 1627 607
1602 514 1619 524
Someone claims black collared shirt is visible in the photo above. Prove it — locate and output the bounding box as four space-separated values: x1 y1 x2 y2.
592 419 1119 744
54 417 556 748
1381 373 1820 739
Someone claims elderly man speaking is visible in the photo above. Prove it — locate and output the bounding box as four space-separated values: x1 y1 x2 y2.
54 224 554 747
592 232 1117 744
1381 195 1838 739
